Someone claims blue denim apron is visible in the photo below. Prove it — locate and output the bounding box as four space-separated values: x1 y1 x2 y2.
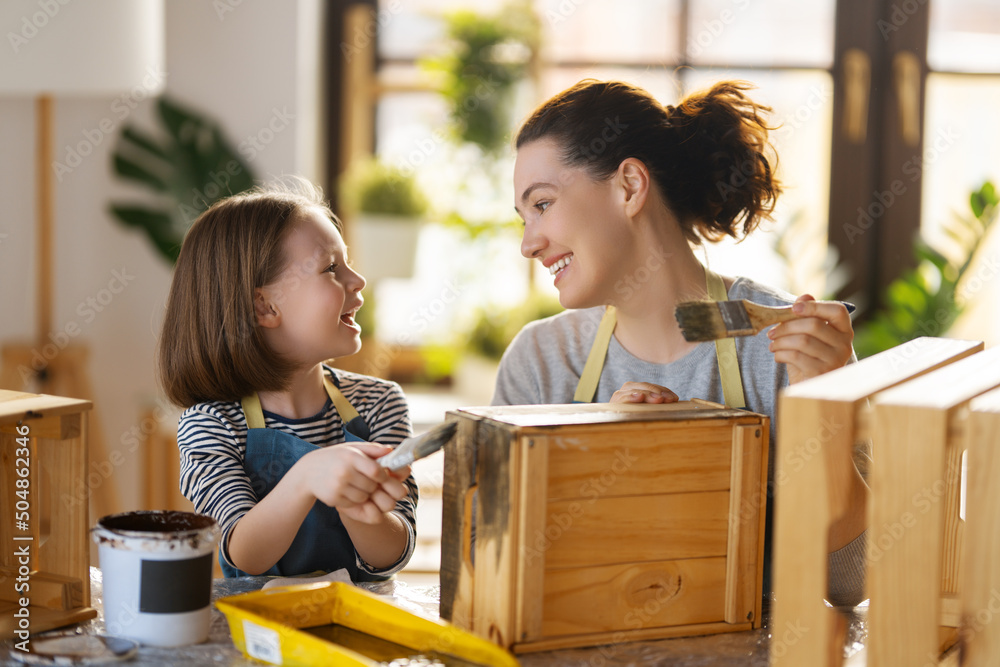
221 376 384 580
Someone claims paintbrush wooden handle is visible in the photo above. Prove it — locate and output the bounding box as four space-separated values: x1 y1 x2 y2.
743 302 799 332
744 300 856 333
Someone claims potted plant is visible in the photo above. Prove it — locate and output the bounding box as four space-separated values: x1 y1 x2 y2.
341 158 430 283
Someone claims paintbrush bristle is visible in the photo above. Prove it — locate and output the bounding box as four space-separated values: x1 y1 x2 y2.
378 420 458 471
675 300 730 342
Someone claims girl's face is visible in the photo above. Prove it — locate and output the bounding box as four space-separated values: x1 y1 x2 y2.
514 138 634 309
259 207 366 366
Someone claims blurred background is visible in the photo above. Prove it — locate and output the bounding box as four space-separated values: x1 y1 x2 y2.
1 0 998 579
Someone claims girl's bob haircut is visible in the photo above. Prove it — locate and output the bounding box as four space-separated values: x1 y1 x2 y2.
158 178 343 407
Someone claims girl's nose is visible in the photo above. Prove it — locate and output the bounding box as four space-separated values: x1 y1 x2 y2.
348 265 366 292
520 223 547 259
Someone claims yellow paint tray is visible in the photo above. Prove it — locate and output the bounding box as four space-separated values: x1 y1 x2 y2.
215 581 519 666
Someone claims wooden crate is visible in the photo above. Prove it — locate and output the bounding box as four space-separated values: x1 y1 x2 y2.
0 390 97 641
770 337 1000 667
440 400 770 653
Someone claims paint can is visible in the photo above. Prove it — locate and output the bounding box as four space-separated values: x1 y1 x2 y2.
92 510 219 647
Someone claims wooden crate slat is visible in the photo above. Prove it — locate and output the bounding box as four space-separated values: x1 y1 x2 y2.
782 337 982 403
961 387 1000 666
541 557 728 637
543 491 730 569
725 423 767 625
546 423 732 500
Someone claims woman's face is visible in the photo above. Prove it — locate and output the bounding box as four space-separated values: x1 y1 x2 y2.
514 138 634 309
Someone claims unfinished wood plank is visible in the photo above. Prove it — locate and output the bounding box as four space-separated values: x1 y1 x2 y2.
782 337 982 403
0 568 83 610
37 427 90 597
515 434 549 643
961 387 1000 667
513 620 753 654
544 491 729 569
725 423 766 625
772 393 841 667
868 401 949 667
546 423 733 500
542 557 727 637
0 391 92 424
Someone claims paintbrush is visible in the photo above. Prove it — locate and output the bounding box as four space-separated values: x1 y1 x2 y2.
675 299 856 342
376 420 458 472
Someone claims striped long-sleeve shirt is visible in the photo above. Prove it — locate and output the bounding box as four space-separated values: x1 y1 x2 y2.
177 365 418 577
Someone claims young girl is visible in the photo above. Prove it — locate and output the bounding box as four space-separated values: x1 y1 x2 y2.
159 180 417 580
495 80 867 606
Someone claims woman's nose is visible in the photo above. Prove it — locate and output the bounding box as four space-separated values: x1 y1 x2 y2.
520 223 547 259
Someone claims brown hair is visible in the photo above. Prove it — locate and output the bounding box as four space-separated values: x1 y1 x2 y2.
515 79 781 244
158 179 343 407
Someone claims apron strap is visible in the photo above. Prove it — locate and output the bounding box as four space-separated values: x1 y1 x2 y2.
573 306 618 404
705 269 747 409
240 373 370 440
241 393 266 430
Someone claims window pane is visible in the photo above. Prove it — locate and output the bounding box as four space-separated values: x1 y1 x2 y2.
377 0 510 60
684 69 834 296
540 67 678 105
928 0 1000 73
922 75 1000 346
687 0 835 68
538 0 682 64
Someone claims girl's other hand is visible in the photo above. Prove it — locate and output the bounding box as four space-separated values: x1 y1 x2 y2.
610 381 679 404
768 294 854 385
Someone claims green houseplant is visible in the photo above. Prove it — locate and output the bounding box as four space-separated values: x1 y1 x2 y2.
853 181 998 358
341 158 430 283
109 97 256 263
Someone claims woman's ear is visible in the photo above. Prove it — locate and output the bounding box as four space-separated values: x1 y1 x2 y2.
254 288 281 328
617 158 651 217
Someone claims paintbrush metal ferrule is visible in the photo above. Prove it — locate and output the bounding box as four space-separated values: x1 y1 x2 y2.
377 421 457 472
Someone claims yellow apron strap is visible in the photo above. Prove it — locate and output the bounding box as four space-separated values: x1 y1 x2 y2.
323 375 361 423
241 393 266 430
241 375 361 429
705 269 746 409
573 306 618 403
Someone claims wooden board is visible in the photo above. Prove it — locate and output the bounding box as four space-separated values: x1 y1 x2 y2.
543 491 729 569
545 422 733 500
770 337 984 667
541 557 728 637
961 387 1000 667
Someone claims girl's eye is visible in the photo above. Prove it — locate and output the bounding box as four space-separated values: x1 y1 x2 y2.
325 263 338 273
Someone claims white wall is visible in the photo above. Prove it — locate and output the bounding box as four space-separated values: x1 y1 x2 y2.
0 0 324 512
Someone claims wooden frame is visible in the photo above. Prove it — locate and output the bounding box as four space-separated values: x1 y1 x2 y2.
771 337 1000 666
441 401 769 653
0 390 97 640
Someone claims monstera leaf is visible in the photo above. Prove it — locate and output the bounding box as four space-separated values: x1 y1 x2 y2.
109 97 256 263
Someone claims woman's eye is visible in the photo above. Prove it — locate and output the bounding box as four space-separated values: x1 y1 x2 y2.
534 201 550 213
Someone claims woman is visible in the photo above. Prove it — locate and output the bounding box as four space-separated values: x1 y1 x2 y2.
493 79 867 606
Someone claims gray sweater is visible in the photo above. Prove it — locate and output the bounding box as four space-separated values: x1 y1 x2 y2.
492 277 867 607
